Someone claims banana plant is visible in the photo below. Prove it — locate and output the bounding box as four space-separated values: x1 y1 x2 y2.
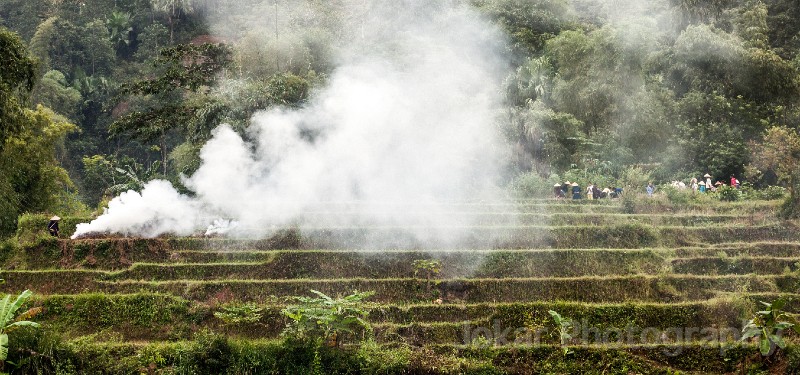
0 290 40 362
549 310 574 355
282 290 374 348
741 299 800 356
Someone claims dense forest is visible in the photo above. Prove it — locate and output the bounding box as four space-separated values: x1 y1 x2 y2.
2 0 800 237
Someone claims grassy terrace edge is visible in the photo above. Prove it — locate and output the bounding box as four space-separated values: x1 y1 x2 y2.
27 293 798 341
4 274 799 303
5 333 799 374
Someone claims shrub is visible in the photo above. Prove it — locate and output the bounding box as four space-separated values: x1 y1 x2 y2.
179 330 233 374
758 185 787 200
282 290 374 348
357 339 411 374
619 166 652 192
562 164 616 190
620 193 639 214
214 302 264 326
0 239 18 264
412 259 441 279
662 185 696 204
717 185 741 202
508 172 559 198
782 193 800 219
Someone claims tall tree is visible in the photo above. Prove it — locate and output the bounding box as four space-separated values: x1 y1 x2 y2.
749 125 800 216
106 11 133 56
0 27 36 151
110 42 231 175
150 0 193 43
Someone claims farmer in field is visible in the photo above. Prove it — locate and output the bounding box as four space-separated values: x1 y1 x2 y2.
593 184 603 199
48 215 60 237
730 175 740 188
571 182 582 199
554 183 564 198
704 173 713 189
698 181 706 193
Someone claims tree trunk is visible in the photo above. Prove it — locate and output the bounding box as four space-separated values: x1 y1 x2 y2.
161 129 167 176
168 16 174 44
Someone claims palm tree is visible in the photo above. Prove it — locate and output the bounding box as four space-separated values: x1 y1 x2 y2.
151 0 194 43
106 11 133 52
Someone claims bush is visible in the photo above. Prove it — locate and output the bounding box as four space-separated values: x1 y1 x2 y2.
0 238 18 264
282 290 374 347
508 172 560 198
759 186 787 200
662 185 697 204
4 328 68 374
619 166 652 192
214 302 264 326
180 330 233 374
717 185 741 202
781 193 800 219
357 340 412 374
620 193 640 214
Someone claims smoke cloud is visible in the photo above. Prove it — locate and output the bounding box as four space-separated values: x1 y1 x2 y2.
73 1 511 242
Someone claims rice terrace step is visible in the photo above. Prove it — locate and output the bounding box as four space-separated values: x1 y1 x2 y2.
2 198 800 373
8 0 800 371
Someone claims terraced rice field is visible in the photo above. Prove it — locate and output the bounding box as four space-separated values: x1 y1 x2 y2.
3 199 800 373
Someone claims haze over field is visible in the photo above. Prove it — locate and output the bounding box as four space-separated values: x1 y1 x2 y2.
73 1 511 239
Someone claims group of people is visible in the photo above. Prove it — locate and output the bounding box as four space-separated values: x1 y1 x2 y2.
553 181 623 200
655 173 741 196
685 174 740 193
551 173 741 200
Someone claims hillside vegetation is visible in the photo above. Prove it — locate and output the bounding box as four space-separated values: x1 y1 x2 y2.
1 0 800 232
0 199 798 372
3 0 800 373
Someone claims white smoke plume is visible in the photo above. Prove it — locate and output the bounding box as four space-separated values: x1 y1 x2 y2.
73 1 511 241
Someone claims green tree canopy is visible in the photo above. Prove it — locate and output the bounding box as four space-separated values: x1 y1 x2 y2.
0 27 36 150
749 126 800 190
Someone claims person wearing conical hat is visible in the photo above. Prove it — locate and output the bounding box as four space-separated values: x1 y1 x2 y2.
571 182 582 199
554 183 565 199
48 215 60 237
698 180 706 193
704 174 712 189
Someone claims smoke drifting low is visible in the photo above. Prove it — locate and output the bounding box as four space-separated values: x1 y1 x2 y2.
73 1 511 241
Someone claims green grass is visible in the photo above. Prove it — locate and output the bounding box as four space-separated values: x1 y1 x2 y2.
5 199 800 373
5 332 796 374
5 274 796 303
